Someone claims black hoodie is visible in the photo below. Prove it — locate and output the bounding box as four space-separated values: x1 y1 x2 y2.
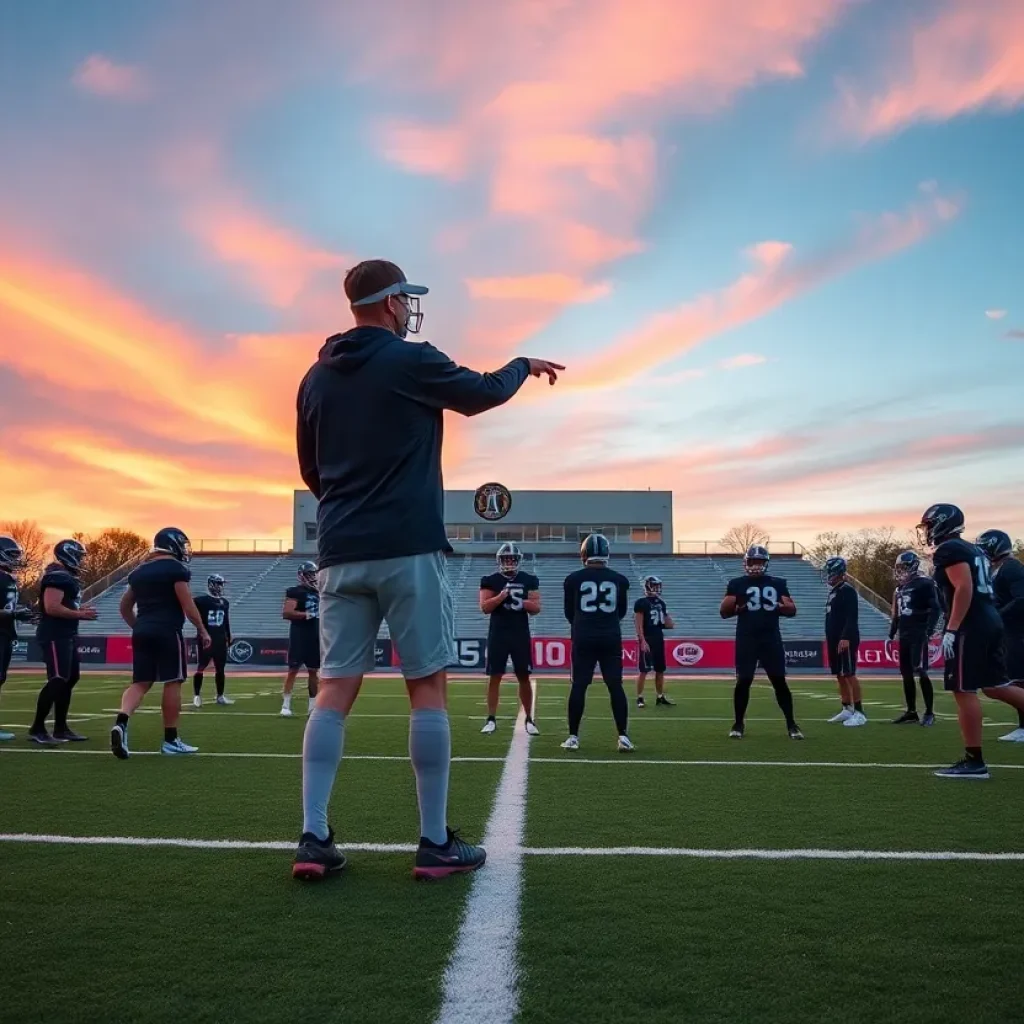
297 326 530 567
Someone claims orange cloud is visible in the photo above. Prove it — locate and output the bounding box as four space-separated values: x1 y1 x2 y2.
572 189 962 387
840 0 1024 137
375 121 468 179
187 203 349 308
73 54 147 100
466 274 611 304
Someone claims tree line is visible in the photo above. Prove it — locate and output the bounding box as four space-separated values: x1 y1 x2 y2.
720 521 1024 602
0 521 149 603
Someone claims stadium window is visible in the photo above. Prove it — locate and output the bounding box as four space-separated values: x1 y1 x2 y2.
496 526 523 542
304 522 317 542
538 524 563 542
520 524 537 542
479 527 496 542
630 527 647 543
646 526 663 543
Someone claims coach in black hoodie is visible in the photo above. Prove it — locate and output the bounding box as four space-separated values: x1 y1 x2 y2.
291 259 562 881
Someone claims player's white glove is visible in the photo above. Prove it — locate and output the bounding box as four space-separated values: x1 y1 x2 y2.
941 630 958 660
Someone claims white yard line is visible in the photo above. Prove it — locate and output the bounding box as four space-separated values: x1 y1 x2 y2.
529 757 1024 769
434 694 533 1024
0 748 504 763
1 833 1020 863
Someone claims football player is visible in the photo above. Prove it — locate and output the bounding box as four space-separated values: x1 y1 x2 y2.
0 536 33 742
824 557 866 727
29 539 98 744
281 561 320 717
111 528 209 759
634 575 675 708
976 529 1024 743
193 574 233 707
561 534 634 752
479 543 541 736
888 551 940 725
918 504 1024 778
720 545 802 739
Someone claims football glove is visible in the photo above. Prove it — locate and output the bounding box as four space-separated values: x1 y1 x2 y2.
941 630 958 660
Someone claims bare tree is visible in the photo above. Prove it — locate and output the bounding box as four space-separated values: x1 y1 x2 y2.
808 531 848 564
719 522 769 554
0 519 51 604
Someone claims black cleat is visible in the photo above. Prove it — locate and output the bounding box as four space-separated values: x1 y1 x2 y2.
636 696 646 709
921 712 936 727
788 724 804 740
656 695 675 707
728 724 744 739
892 711 920 725
53 729 88 742
414 828 486 880
28 730 66 746
110 724 129 760
292 828 346 880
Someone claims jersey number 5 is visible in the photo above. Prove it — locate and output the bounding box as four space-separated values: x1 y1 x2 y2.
580 581 617 613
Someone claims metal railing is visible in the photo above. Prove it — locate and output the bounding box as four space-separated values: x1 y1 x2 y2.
674 541 807 556
192 539 287 553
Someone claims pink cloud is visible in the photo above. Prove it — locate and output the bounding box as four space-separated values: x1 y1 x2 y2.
986 309 1008 319
719 354 768 370
466 274 611 304
840 0 1024 137
746 241 793 270
572 188 962 386
375 121 467 179
73 54 147 100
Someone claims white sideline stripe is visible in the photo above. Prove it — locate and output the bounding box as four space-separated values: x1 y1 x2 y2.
2 747 1023 770
1 834 1020 863
521 846 1024 862
0 833 415 853
435 687 533 1024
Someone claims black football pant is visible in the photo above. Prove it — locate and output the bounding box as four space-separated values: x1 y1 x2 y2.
733 674 796 728
568 639 629 737
194 641 228 697
899 634 934 714
31 645 81 734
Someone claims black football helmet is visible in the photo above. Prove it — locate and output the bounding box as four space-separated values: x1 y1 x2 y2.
54 539 87 575
916 504 964 549
893 550 921 584
207 574 226 597
823 556 847 587
298 561 318 587
643 575 662 596
744 544 770 576
154 527 192 562
0 536 25 572
976 529 1013 563
497 542 522 578
580 533 610 565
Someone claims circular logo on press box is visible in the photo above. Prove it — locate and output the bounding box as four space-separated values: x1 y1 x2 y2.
672 642 704 666
228 640 254 664
474 482 512 521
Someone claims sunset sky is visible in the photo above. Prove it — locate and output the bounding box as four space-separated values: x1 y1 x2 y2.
2 0 1022 548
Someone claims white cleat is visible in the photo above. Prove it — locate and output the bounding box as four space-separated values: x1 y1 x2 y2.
524 719 540 736
216 695 235 706
161 738 199 755
481 719 497 735
843 711 868 728
997 727 1024 742
617 735 635 753
192 695 202 708
280 705 293 718
828 708 854 724
561 735 580 751
0 729 15 741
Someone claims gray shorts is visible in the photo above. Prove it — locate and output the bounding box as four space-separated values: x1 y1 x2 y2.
318 550 455 680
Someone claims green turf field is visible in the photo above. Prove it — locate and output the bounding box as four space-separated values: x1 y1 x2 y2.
1 672 1022 1024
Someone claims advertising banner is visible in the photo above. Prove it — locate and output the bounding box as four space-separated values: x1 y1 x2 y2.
857 638 944 669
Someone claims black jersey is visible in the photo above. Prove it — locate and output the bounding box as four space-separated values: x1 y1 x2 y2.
993 557 1024 635
286 585 320 640
195 594 231 640
563 565 630 642
892 575 940 636
932 537 1001 630
481 570 539 636
825 582 860 643
36 564 83 641
128 557 191 635
726 574 791 640
0 570 20 640
634 595 668 638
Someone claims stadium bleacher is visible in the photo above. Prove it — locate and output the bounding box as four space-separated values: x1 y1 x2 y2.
81 551 889 640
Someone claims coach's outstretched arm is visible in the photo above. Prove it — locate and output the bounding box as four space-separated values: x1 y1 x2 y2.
403 344 563 417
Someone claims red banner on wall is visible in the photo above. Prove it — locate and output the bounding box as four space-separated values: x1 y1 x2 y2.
857 638 944 668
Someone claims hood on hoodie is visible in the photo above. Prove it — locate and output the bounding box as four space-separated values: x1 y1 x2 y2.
319 326 398 374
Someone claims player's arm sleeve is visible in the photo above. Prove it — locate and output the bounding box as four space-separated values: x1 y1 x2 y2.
925 583 941 634
563 579 574 623
617 578 629 619
778 579 791 598
842 587 858 639
402 344 530 417
295 374 321 500
998 571 1024 620
224 604 232 640
633 598 644 613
